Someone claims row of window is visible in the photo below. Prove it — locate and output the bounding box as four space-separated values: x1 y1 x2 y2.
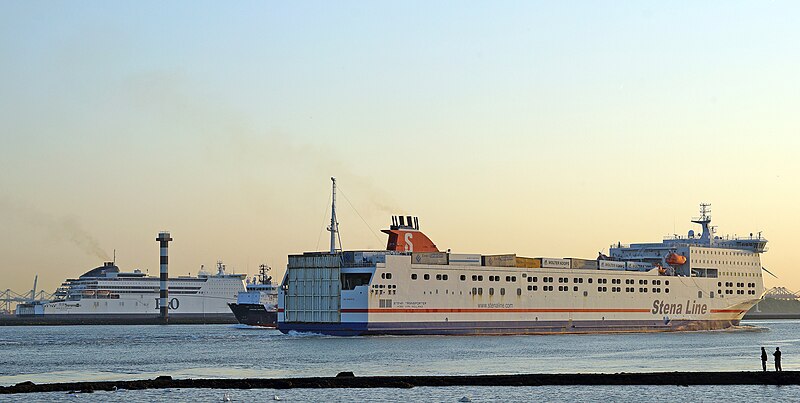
525 285 671 294
470 287 522 296
693 259 758 266
718 282 757 288
696 249 754 256
488 275 518 282
720 272 761 277
525 276 669 286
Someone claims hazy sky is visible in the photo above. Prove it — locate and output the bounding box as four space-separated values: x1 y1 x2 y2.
1 2 798 295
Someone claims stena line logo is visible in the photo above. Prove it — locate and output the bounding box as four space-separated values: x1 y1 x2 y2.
651 299 707 315
405 233 413 252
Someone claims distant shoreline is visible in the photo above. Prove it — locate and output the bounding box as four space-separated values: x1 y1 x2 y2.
4 372 800 394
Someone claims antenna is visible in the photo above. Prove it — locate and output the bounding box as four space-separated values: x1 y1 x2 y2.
699 203 711 221
327 177 342 253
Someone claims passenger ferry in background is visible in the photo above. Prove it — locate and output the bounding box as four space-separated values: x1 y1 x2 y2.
16 261 246 324
277 179 768 336
228 264 279 327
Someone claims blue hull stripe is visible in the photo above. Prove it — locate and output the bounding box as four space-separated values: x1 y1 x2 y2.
278 319 740 336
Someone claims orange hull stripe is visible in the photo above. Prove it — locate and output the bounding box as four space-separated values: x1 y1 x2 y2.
710 309 748 313
341 308 651 314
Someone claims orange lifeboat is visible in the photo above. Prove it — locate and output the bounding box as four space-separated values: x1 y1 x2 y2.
666 252 687 265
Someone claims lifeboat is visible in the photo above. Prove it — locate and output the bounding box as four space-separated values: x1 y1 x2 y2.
81 290 96 298
96 290 111 298
666 252 687 265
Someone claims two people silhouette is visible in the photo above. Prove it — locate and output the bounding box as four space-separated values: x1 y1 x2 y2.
761 346 782 371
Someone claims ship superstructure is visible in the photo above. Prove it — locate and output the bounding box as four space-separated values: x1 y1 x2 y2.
277 189 766 336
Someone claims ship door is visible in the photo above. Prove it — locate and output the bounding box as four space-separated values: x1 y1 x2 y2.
284 254 341 323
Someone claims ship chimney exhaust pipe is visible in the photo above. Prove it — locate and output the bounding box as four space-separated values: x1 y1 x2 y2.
156 231 173 323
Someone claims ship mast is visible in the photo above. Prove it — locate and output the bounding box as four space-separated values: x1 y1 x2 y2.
691 203 712 245
327 177 342 253
258 264 272 285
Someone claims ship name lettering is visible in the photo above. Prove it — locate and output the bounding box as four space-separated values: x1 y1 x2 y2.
651 300 707 315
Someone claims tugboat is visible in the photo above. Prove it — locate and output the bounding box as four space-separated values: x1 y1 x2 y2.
228 264 278 327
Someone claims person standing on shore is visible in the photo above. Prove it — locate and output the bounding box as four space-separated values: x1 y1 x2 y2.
761 347 768 371
774 347 782 372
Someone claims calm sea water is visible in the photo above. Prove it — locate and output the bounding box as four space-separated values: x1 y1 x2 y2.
1 320 799 401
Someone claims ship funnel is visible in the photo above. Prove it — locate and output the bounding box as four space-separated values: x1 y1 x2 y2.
382 215 438 252
156 231 173 323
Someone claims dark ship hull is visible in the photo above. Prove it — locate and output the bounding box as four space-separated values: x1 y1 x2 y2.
228 303 277 327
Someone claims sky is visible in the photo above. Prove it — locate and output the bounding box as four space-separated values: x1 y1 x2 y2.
1 1 799 296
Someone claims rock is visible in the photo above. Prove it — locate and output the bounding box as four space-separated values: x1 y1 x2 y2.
336 372 355 378
155 375 173 381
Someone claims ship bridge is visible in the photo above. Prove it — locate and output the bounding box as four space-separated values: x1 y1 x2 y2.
609 204 768 277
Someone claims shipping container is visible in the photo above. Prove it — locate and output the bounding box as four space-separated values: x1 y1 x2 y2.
540 258 571 269
412 252 449 265
341 251 387 266
599 260 626 270
482 254 517 267
516 257 541 268
625 261 653 271
570 258 599 270
449 253 482 266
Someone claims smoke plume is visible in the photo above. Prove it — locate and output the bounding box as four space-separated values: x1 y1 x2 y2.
0 198 111 261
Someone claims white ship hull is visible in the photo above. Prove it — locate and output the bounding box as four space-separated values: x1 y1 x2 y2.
25 262 247 324
279 254 762 335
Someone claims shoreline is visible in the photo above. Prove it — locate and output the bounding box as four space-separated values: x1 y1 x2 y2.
3 372 800 394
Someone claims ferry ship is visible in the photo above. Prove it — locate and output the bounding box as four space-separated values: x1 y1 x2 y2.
228 264 278 327
277 179 767 336
16 261 246 324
